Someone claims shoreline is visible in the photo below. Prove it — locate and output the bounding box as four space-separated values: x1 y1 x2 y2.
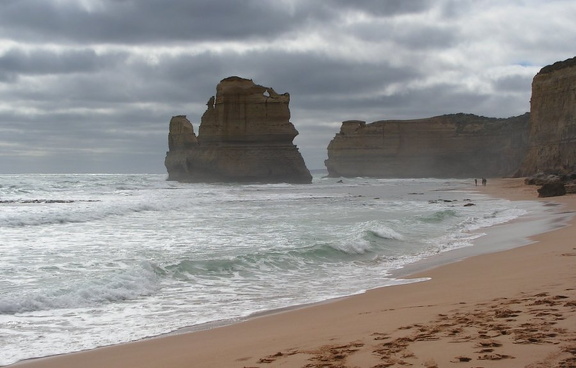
395 188 572 278
10 178 576 367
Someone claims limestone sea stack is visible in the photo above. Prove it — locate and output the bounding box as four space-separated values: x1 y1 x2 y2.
324 113 529 178
165 77 312 183
517 56 576 176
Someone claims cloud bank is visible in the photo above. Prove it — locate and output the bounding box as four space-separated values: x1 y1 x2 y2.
1 0 575 173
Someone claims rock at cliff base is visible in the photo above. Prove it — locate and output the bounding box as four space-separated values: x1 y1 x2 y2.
164 77 312 184
537 182 566 197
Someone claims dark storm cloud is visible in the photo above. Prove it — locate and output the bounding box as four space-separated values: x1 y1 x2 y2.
0 0 436 45
0 0 291 43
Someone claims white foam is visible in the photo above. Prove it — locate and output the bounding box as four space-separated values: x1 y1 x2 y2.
0 264 160 315
0 174 550 366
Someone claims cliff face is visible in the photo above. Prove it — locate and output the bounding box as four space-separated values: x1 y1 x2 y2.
324 56 576 179
325 114 530 178
165 77 312 183
517 57 576 176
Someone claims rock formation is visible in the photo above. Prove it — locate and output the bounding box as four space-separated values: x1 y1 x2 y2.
164 77 312 183
326 56 576 179
537 182 567 198
325 113 530 178
167 115 197 151
516 56 576 176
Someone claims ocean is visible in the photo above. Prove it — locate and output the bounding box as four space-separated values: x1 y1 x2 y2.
0 173 552 365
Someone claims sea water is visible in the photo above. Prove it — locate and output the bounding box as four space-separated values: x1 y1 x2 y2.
0 173 550 365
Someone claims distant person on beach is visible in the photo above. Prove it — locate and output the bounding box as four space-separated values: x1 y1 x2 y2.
482 178 487 186
475 179 478 186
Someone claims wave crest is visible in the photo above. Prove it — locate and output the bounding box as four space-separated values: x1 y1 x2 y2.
0 263 160 314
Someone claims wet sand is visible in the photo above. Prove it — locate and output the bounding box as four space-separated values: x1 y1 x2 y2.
11 178 576 367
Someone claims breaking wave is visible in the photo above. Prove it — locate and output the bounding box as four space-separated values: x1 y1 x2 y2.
0 263 160 314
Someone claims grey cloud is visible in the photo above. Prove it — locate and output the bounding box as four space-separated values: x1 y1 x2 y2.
395 25 458 49
295 81 527 123
207 50 421 103
146 50 424 130
18 48 419 112
493 74 533 93
0 71 17 83
0 48 127 81
0 0 302 44
0 0 436 45
0 0 572 174
438 0 474 18
2 149 165 174
347 21 458 49
331 0 432 16
1 40 531 173
0 107 169 174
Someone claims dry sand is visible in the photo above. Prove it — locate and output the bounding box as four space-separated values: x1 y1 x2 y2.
11 178 576 368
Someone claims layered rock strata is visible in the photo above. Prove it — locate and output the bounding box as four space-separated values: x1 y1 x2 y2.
325 113 530 178
165 77 312 183
517 56 576 176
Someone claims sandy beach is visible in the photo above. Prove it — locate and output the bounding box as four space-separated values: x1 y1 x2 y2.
10 178 576 368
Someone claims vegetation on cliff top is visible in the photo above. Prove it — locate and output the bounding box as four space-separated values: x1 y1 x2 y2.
539 56 576 74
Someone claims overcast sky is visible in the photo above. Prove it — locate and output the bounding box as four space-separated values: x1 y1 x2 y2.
1 0 575 173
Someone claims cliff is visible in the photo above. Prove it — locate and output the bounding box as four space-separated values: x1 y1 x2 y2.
516 56 576 176
325 113 530 178
164 77 312 183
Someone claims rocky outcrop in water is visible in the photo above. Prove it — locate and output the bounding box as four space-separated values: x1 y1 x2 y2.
516 56 576 176
324 113 530 178
164 77 312 183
